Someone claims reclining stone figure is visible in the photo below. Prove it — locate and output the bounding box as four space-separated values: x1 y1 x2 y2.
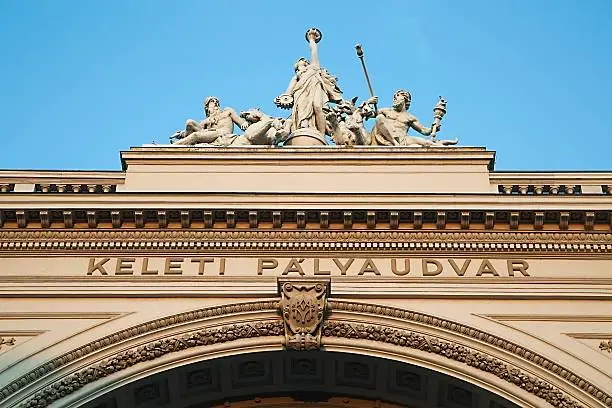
171 96 249 146
240 108 291 145
372 90 457 147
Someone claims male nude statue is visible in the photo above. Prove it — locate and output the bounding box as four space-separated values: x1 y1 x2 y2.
372 90 456 146
173 96 249 145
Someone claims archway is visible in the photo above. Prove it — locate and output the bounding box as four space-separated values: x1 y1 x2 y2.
3 299 607 408
79 351 520 408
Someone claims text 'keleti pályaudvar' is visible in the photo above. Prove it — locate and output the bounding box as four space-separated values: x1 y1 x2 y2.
86 257 530 277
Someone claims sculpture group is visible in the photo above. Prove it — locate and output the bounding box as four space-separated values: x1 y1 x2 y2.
169 28 457 148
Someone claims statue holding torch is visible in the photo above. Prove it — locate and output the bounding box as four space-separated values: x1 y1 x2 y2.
430 96 447 140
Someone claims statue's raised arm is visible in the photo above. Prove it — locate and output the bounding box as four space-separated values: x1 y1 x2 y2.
306 28 321 67
274 28 343 143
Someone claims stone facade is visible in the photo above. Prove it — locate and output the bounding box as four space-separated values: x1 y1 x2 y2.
0 146 611 408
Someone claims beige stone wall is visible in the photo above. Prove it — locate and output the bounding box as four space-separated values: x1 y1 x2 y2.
0 147 611 408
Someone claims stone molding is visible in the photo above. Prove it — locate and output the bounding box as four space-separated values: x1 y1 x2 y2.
2 299 610 408
324 321 583 408
0 300 280 405
0 230 611 255
328 300 611 408
21 321 284 408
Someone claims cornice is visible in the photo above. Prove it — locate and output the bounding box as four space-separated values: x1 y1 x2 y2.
2 192 612 208
0 206 611 235
491 171 612 181
120 146 495 168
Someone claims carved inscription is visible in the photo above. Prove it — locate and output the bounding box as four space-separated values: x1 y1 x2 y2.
86 257 530 277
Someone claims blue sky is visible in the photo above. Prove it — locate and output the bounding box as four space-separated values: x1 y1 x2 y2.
1 1 611 171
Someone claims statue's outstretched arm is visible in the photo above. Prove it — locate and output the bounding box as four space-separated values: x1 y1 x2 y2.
228 108 249 130
410 117 434 136
285 76 298 94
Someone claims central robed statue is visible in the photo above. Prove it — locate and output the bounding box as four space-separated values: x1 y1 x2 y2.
168 28 457 148
274 28 343 145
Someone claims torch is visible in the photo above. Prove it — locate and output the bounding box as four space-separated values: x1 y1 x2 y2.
355 44 377 116
430 96 447 140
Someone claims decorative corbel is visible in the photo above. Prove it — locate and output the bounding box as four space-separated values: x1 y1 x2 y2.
534 212 544 230
297 211 306 229
366 211 376 229
585 212 595 231
203 210 213 228
63 211 73 228
509 212 519 230
485 212 495 229
343 211 352 229
181 211 191 228
278 279 329 351
560 212 570 230
226 211 236 228
87 211 97 228
389 211 399 229
157 211 167 229
40 210 50 229
110 211 121 228
272 211 282 228
319 211 329 229
248 211 258 228
436 211 446 229
460 212 470 229
413 211 423 229
134 211 144 229
16 211 26 228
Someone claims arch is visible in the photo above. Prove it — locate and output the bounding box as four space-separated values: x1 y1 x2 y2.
1 300 609 408
79 351 522 408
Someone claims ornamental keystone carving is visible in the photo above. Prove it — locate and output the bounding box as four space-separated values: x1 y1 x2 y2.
279 279 329 351
600 339 612 353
